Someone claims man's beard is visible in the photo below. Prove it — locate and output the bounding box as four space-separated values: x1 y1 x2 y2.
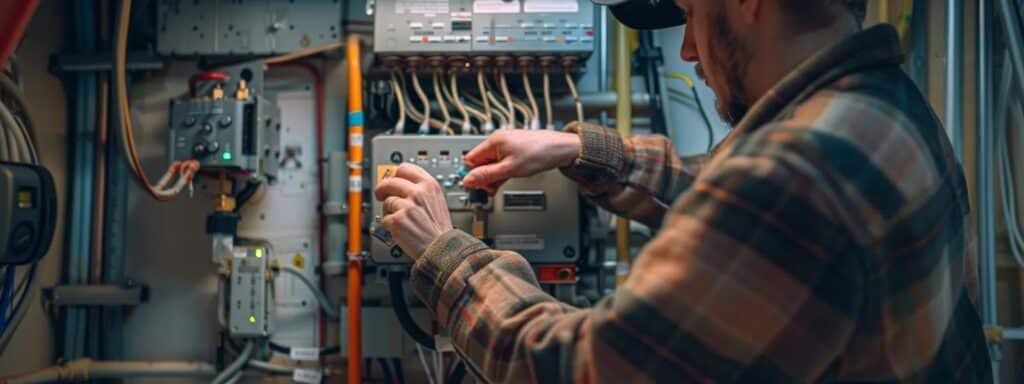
695 6 752 125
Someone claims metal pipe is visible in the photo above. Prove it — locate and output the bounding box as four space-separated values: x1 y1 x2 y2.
1 360 217 384
345 34 364 384
551 92 652 113
977 0 1001 379
946 0 964 160
997 0 1024 93
614 20 633 286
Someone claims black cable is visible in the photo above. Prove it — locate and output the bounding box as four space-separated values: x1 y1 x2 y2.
392 358 405 384
387 270 435 350
447 361 467 384
689 86 716 152
268 341 341 357
378 358 395 384
233 180 261 212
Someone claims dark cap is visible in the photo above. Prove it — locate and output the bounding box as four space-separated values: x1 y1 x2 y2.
591 0 686 30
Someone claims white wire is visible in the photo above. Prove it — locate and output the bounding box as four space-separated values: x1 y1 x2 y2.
498 69 515 128
543 70 554 129
432 70 454 135
280 264 340 320
390 70 407 134
415 344 437 384
523 72 540 129
449 73 472 134
410 72 432 134
565 70 584 123
476 70 495 133
486 91 513 128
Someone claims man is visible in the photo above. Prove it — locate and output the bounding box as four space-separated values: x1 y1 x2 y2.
375 0 992 382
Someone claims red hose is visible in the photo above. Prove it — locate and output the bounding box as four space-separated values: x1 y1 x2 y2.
187 71 230 97
0 0 39 69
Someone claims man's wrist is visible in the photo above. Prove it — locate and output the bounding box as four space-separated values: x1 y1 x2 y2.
555 132 584 168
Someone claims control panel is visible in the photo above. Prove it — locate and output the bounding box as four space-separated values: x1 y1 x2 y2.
370 135 580 265
168 96 282 180
229 245 274 338
373 0 595 56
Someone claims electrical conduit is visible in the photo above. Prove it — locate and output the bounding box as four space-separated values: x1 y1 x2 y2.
345 34 364 384
614 20 634 286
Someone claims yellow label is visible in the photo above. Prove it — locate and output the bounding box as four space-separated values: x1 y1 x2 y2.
292 253 305 269
377 165 399 183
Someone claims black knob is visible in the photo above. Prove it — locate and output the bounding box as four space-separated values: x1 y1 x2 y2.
183 116 197 127
192 142 209 157
218 116 233 128
207 141 221 153
200 123 214 135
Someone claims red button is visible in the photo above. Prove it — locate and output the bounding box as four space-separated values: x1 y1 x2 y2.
422 36 429 43
586 29 594 36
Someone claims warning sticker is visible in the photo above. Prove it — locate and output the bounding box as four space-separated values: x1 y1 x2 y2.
495 234 545 251
396 0 449 15
474 0 521 14
377 164 399 183
524 0 579 13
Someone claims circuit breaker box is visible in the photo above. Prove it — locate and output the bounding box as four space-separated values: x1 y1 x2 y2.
168 96 282 180
373 0 595 56
370 135 580 265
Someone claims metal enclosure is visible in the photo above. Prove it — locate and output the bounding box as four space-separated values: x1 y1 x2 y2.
370 135 580 265
373 0 595 56
156 0 343 56
168 96 282 180
228 245 274 338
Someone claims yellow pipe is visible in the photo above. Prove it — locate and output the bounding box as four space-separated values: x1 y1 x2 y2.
345 34 364 384
614 21 635 286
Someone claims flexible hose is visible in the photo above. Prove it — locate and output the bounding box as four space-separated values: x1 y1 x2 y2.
279 264 339 320
390 70 406 134
387 271 435 350
522 72 540 129
211 340 253 384
449 73 472 134
486 92 512 128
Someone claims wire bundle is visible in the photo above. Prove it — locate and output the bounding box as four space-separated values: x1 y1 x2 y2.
115 0 199 202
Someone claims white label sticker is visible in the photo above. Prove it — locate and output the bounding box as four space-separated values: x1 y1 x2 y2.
289 347 319 361
293 368 323 383
395 0 449 15
495 234 545 251
616 262 630 277
350 133 364 147
524 0 578 13
474 0 520 13
349 176 363 191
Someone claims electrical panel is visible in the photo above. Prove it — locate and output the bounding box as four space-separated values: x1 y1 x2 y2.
156 0 343 56
168 95 282 180
229 245 274 338
373 0 595 56
370 135 580 265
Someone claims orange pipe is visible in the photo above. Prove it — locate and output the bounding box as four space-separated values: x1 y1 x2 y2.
345 35 364 384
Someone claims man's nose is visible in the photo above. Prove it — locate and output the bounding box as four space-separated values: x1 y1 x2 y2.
680 24 698 62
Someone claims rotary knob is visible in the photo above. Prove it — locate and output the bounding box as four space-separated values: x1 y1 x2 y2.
200 123 214 135
218 115 233 128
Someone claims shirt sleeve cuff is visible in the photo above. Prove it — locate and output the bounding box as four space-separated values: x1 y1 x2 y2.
559 122 627 195
410 229 490 311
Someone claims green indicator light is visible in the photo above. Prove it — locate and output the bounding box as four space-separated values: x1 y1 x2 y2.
255 248 264 258
248 315 256 324
222 151 232 160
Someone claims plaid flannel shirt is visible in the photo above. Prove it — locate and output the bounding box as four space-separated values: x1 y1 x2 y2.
410 25 992 383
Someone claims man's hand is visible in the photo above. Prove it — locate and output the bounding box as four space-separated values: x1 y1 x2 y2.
463 129 581 194
374 163 453 260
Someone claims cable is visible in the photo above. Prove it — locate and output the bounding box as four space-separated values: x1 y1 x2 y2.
387 271 435 350
0 75 36 150
233 180 262 212
522 72 540 129
115 0 198 201
264 41 345 65
512 98 532 128
431 70 454 135
268 341 341 357
564 70 584 123
212 340 253 384
378 358 396 384
415 344 437 384
665 71 716 152
0 261 37 354
447 361 467 384
542 69 553 129
390 70 407 134
996 53 1024 267
410 72 432 135
0 267 14 335
278 264 340 321
476 70 495 133
448 73 472 134
498 69 515 128
486 91 512 129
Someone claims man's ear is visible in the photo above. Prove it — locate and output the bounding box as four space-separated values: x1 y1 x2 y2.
735 0 762 25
